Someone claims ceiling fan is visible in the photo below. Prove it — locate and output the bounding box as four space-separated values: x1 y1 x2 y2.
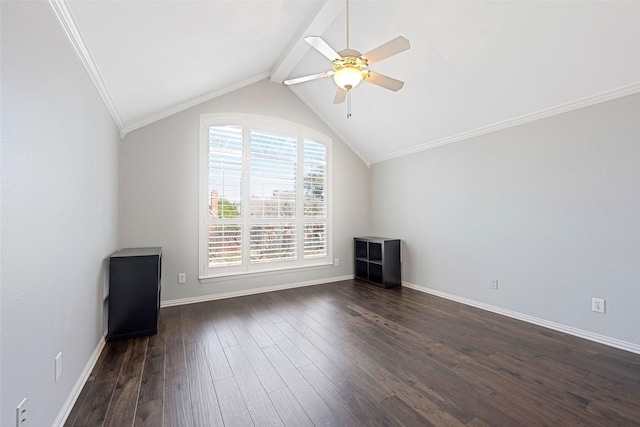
284 0 410 118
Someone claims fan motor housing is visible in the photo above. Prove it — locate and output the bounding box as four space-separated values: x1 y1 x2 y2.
333 49 368 72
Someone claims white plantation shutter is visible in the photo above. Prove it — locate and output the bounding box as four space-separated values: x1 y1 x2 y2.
200 115 331 279
207 125 242 267
250 224 296 263
250 130 297 263
303 139 327 259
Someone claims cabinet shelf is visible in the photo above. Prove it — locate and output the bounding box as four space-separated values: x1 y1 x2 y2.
353 237 401 288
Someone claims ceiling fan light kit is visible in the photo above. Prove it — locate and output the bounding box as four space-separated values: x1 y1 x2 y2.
284 0 410 118
333 64 365 90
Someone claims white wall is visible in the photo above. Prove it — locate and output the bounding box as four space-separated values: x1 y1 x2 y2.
1 2 120 426
370 94 640 347
120 79 370 302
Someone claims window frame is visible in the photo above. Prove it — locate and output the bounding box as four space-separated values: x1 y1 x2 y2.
199 113 332 282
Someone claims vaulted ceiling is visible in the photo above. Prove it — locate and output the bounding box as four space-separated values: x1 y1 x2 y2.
58 0 639 165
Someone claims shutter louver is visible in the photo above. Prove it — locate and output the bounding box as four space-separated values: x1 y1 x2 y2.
303 140 326 218
208 224 242 265
304 223 326 258
303 139 327 259
250 224 296 263
250 130 297 263
208 125 242 266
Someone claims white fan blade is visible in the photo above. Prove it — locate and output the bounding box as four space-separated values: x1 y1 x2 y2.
284 71 332 86
305 36 342 62
362 36 410 65
333 87 347 104
365 71 405 92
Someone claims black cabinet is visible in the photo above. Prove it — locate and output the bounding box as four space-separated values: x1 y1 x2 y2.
354 237 401 288
107 247 162 342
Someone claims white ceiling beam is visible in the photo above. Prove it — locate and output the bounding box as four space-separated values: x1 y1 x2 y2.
270 0 344 84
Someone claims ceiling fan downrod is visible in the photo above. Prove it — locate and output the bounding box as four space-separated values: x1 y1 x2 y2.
346 0 352 118
282 0 410 120
346 0 350 50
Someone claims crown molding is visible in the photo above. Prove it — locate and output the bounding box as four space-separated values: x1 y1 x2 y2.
369 82 640 165
48 0 125 131
120 72 270 138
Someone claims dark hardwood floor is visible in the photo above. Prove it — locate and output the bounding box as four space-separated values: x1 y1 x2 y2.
65 280 640 426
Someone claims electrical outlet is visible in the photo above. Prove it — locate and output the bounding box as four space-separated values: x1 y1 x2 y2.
55 352 63 381
490 278 498 290
178 273 186 284
16 397 27 427
334 258 340 266
592 298 606 313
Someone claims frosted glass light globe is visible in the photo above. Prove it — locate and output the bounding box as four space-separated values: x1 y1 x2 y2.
333 66 363 90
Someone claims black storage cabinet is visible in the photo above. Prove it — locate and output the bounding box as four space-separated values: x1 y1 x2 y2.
354 237 401 288
107 247 162 341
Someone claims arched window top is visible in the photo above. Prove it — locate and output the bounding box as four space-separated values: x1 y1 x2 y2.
199 113 332 280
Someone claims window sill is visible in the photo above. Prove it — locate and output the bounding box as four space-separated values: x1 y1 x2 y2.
199 262 334 284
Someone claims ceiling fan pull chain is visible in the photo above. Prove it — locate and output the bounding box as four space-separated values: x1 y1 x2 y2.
347 91 352 118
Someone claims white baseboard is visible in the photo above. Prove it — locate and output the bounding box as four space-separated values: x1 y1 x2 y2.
53 336 106 426
402 281 640 355
161 274 355 308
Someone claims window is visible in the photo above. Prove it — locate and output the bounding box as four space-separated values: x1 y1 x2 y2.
200 114 331 280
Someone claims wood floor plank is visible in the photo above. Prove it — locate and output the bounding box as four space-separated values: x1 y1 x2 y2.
134 316 166 427
186 341 224 427
241 294 286 325
343 313 494 414
267 292 350 351
379 394 436 427
274 319 346 384
297 363 363 426
202 324 234 381
227 318 286 393
332 351 394 403
254 319 312 368
341 343 470 426
299 304 358 339
163 306 195 427
103 337 148 427
484 351 607 418
262 344 337 426
333 377 393 427
63 369 94 426
210 304 240 349
65 280 640 427
268 387 314 427
244 319 276 348
71 340 128 426
214 376 254 427
224 344 284 427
